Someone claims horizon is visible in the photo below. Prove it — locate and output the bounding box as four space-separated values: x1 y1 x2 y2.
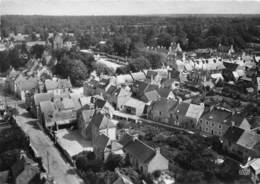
1 0 260 15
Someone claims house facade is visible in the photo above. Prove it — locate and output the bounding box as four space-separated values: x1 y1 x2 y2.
120 134 168 175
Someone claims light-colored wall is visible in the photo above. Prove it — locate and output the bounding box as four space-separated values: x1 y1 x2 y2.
100 127 117 140
147 152 169 174
199 118 229 136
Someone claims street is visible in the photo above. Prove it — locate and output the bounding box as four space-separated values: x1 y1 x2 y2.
0 78 84 184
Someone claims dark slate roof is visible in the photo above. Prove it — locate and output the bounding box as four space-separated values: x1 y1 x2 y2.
174 102 190 116
124 139 155 164
201 109 232 124
223 126 244 143
34 93 54 106
157 88 172 98
226 113 247 127
150 99 178 113
91 112 116 130
119 134 135 147
94 98 106 109
95 134 110 151
106 85 117 95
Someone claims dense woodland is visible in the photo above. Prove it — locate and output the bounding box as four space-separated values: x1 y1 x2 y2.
1 15 260 51
1 15 260 85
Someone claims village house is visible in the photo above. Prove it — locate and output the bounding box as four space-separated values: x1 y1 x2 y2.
104 85 132 110
119 134 169 176
38 96 80 130
44 78 72 95
16 77 39 101
140 89 161 104
77 109 95 139
91 112 117 145
148 68 169 86
94 134 124 161
83 78 110 97
157 88 175 100
131 80 158 99
198 108 232 136
113 170 134 184
121 97 146 117
53 34 63 50
5 67 19 92
148 99 178 123
30 92 54 118
172 102 205 128
199 108 250 137
223 126 260 161
248 158 260 184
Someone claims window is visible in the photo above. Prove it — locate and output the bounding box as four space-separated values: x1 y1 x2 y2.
176 115 179 120
219 125 222 129
206 121 208 125
206 128 208 132
212 122 214 126
159 112 162 116
170 113 173 118
200 119 203 124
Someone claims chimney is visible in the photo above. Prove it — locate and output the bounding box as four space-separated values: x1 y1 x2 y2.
155 147 160 154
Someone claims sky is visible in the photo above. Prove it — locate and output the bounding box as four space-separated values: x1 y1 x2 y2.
1 0 260 15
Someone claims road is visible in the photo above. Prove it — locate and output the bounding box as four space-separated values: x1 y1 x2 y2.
0 78 84 184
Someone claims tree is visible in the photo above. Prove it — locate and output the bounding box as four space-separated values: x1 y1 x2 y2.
0 149 20 171
104 154 124 171
157 33 173 48
31 44 45 59
129 56 150 72
55 54 89 86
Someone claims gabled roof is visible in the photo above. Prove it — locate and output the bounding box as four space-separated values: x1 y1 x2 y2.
45 79 71 90
18 78 38 91
150 99 178 114
157 88 173 98
124 139 155 164
61 98 75 110
226 113 247 127
81 109 95 123
119 134 135 147
237 131 260 150
95 134 110 151
91 112 116 130
79 96 91 106
223 126 244 143
142 90 160 103
39 101 55 115
106 85 117 95
34 93 54 106
124 97 146 109
201 109 232 124
175 102 190 116
185 104 205 120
